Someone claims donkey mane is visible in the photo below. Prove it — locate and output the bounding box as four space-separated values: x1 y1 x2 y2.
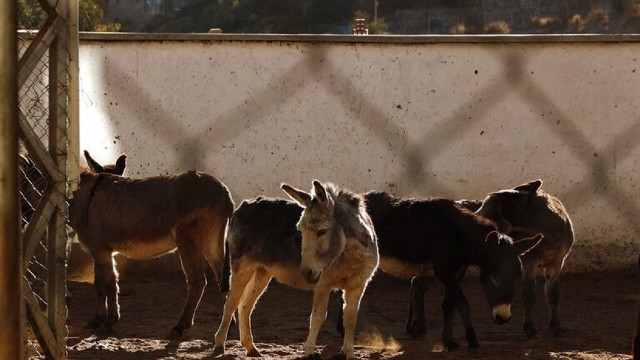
365 190 497 260
322 183 371 243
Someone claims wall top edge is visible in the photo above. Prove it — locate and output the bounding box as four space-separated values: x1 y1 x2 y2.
16 30 640 44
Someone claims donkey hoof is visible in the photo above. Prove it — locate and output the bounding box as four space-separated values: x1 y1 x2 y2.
103 323 115 334
301 353 321 360
406 320 426 338
246 347 262 357
443 341 460 352
329 351 348 360
85 319 102 330
523 323 538 338
212 344 225 357
551 325 568 337
168 327 183 339
408 326 426 339
467 344 481 355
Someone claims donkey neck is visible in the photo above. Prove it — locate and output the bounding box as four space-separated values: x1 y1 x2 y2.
456 226 494 269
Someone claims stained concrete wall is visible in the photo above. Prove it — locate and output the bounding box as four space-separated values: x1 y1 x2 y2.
77 34 640 273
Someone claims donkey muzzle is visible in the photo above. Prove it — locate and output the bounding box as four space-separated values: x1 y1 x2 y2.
301 266 321 284
492 303 512 325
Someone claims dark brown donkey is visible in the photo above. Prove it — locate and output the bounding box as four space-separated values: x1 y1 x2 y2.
408 180 574 338
68 163 234 336
340 191 543 350
475 179 574 337
633 253 640 359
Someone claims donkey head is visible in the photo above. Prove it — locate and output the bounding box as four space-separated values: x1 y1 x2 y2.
480 231 543 325
476 179 543 234
282 180 347 285
84 150 127 176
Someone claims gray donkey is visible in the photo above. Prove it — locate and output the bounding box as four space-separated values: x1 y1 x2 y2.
213 180 378 359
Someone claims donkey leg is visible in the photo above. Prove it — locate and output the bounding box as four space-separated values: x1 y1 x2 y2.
544 264 565 336
213 265 256 356
335 290 345 337
303 289 331 358
87 261 107 329
441 270 475 350
237 269 271 357
103 257 120 333
521 262 538 337
406 276 428 337
341 284 367 360
172 232 208 337
440 288 459 351
89 253 119 332
453 288 478 348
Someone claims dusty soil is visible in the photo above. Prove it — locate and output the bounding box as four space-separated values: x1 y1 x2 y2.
66 260 638 360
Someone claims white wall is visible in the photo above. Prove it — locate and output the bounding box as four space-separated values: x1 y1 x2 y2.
78 34 640 272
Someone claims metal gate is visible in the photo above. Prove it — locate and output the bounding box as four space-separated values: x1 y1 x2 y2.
18 0 78 357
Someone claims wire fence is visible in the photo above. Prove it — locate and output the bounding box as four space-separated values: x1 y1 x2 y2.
18 3 72 357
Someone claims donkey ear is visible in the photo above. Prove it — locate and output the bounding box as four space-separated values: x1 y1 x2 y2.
114 153 127 175
84 150 105 173
281 183 312 208
312 180 333 212
513 233 544 256
513 179 543 194
484 230 501 249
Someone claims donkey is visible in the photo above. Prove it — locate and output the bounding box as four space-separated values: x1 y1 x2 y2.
68 169 234 336
338 191 543 350
18 150 124 227
83 150 127 176
213 180 378 359
474 179 574 337
401 197 485 337
633 253 640 359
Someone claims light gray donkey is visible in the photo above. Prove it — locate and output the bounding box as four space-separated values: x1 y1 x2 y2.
213 180 379 359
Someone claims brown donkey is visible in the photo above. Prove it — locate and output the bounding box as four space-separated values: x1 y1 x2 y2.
68 160 234 336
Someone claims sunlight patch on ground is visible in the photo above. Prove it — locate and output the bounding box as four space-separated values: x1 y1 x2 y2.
549 350 632 360
68 335 169 353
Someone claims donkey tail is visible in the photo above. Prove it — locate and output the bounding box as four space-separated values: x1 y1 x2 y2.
204 211 231 293
220 240 231 293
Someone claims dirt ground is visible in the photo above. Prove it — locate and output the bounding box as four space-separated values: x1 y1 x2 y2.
66 258 638 360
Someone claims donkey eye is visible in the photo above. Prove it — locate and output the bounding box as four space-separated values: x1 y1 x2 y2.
317 229 327 237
